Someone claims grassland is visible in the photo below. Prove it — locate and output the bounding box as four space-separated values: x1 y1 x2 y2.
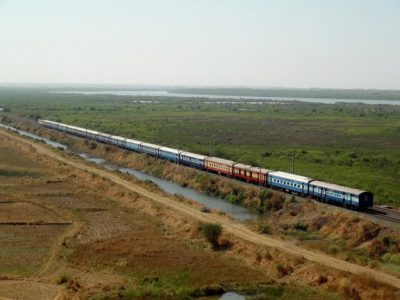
1 88 399 205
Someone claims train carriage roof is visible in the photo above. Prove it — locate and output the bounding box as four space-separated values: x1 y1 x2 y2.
179 151 207 160
97 131 112 137
205 157 236 166
159 146 181 155
141 142 161 149
111 135 126 141
41 119 58 125
249 166 271 174
310 181 367 195
126 138 142 145
269 171 313 183
233 163 253 171
86 129 99 135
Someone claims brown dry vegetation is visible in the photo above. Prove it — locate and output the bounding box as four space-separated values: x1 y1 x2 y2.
17 117 400 277
0 120 399 299
0 130 333 299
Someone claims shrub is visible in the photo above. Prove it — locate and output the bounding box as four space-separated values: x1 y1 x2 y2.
368 239 386 258
261 151 271 157
382 236 397 248
382 253 400 265
56 273 71 285
89 142 97 149
258 223 270 234
273 263 292 277
294 223 308 231
259 189 272 204
201 206 211 213
199 223 222 249
329 245 339 255
265 193 284 211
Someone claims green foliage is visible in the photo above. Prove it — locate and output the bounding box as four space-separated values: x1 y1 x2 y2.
199 223 222 249
294 223 308 231
258 223 271 234
0 169 41 178
259 189 272 203
56 273 71 285
225 192 243 205
0 89 399 204
119 273 193 299
382 253 400 265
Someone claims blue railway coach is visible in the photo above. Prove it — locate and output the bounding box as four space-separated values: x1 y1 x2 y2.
268 171 313 196
179 151 206 169
110 135 127 148
140 142 160 156
86 129 100 140
126 138 141 152
309 181 373 210
159 147 180 162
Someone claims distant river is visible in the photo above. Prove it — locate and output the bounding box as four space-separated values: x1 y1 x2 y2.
57 90 400 105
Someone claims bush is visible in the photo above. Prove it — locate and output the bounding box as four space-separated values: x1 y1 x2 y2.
294 223 308 231
199 223 222 249
201 206 211 213
258 223 270 234
382 253 400 265
329 245 339 255
259 189 272 203
265 193 284 211
89 142 97 149
56 273 71 285
273 263 292 277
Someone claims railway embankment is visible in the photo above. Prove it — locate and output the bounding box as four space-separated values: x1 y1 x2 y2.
4 118 400 284
2 124 400 300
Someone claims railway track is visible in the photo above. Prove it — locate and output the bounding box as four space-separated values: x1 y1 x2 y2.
366 206 400 224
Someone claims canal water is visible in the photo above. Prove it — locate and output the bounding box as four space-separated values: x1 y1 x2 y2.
79 153 257 221
0 123 257 221
219 292 245 299
0 123 67 150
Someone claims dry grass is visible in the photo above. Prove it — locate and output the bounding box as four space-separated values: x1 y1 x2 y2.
1 121 399 299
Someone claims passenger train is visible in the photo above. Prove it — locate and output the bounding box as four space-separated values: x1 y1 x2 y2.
38 119 374 210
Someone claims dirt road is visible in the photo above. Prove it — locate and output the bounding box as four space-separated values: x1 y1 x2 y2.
1 128 400 290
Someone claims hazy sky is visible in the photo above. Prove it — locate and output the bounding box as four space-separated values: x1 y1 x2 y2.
0 0 399 89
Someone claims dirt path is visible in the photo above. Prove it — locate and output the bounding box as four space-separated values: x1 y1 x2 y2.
2 128 400 290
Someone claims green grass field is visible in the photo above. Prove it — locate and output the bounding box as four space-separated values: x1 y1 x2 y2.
0 88 399 204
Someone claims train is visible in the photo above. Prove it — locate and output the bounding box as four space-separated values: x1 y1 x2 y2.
38 119 374 210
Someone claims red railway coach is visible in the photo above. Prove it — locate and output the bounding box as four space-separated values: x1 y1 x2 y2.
233 163 252 181
249 167 270 186
233 163 269 185
204 157 236 176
